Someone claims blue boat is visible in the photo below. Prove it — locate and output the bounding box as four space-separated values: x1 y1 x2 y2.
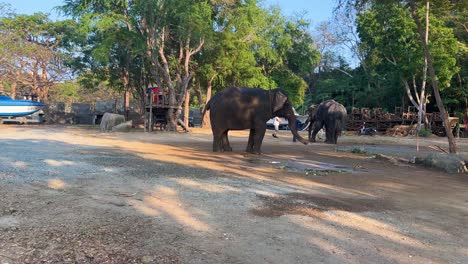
0 94 45 118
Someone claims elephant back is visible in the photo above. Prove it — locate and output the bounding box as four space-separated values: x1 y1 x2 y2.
316 100 347 122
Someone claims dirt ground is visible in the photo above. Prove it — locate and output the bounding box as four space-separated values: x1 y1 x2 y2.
0 125 467 264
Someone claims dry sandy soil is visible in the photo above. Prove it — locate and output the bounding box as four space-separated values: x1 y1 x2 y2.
0 125 467 264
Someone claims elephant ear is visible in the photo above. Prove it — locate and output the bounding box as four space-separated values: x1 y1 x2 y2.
273 91 288 113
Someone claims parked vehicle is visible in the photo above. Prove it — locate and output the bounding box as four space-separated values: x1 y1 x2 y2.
358 122 377 136
0 93 45 124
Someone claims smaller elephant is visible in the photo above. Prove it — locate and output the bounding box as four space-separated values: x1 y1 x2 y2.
308 100 347 144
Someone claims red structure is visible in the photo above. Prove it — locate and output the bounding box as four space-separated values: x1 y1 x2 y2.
147 86 160 104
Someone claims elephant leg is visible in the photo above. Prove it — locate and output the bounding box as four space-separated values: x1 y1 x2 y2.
334 120 342 144
334 129 339 144
246 129 255 153
221 130 232 152
212 128 224 152
310 121 323 142
213 135 221 152
251 125 266 154
325 121 335 144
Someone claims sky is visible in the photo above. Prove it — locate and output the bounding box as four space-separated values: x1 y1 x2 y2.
263 0 335 25
1 0 336 25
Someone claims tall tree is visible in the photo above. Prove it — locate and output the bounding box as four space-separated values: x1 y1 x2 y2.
61 0 145 119
339 0 460 153
357 2 458 131
409 0 458 152
132 0 212 131
63 0 213 130
0 13 74 101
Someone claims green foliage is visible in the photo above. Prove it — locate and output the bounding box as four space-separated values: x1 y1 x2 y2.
351 147 367 154
0 11 75 100
332 0 467 114
195 0 319 106
48 82 80 103
14 0 461 118
271 68 308 106
355 1 460 113
418 127 432 137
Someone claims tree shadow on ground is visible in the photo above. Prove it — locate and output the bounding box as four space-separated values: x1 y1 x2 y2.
1 131 467 264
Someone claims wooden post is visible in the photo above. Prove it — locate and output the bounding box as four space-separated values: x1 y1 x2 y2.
144 92 148 132
149 90 153 132
183 89 190 128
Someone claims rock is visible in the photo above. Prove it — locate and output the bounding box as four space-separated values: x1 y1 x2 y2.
374 154 409 164
100 113 125 132
111 120 133 132
415 153 468 174
375 153 396 161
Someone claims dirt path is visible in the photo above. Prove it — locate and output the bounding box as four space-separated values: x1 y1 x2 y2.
0 126 467 264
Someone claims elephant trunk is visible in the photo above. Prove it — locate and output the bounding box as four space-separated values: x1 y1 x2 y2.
287 115 309 145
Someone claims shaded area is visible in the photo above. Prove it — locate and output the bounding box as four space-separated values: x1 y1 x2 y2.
0 126 467 264
250 193 394 218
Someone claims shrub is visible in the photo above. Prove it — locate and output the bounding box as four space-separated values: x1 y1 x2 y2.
418 127 432 137
351 147 367 154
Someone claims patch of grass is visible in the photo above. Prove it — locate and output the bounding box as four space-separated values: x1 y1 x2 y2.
305 169 347 176
418 127 432 137
351 147 367 154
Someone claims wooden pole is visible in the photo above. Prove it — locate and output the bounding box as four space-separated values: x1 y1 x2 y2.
144 92 148 132
149 90 153 132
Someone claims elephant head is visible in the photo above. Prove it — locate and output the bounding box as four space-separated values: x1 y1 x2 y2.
271 89 309 145
308 104 318 120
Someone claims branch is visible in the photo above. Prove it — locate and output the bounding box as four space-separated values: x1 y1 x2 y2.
189 38 204 57
402 77 419 109
158 27 174 89
412 75 420 104
179 39 184 63
335 67 353 77
384 55 397 66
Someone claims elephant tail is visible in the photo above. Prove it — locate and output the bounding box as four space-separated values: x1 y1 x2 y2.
200 98 212 121
336 117 347 136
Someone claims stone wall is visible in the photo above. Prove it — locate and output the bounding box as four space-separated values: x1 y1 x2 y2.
46 100 141 125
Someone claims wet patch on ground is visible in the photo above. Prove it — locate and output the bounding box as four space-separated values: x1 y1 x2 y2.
250 193 393 218
336 145 435 159
245 156 355 174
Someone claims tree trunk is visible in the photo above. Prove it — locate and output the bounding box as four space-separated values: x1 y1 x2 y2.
123 88 131 119
122 62 132 120
194 81 203 110
183 89 190 128
417 0 429 133
166 93 180 132
10 81 17 99
409 0 457 153
201 77 213 128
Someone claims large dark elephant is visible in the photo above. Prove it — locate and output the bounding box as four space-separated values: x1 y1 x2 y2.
308 100 347 144
204 86 309 153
